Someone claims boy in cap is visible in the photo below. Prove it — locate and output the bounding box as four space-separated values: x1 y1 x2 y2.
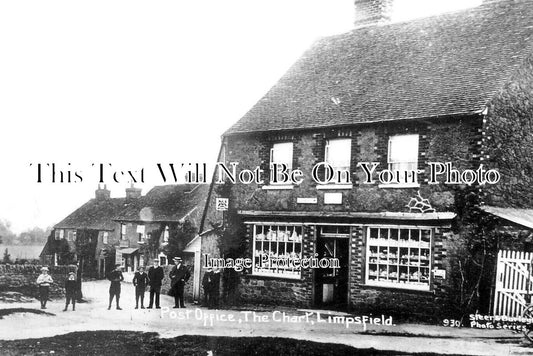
107 264 124 310
133 266 149 309
36 267 53 309
147 258 164 309
169 256 190 308
63 271 78 311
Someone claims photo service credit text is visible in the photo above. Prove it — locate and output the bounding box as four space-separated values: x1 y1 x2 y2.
29 162 500 186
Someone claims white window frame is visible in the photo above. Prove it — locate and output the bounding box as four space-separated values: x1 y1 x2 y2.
59 229 64 240
120 224 126 240
385 134 420 187
365 225 432 291
67 230 76 241
102 231 109 244
325 138 351 173
268 142 294 187
54 230 61 240
137 224 145 243
252 223 303 279
163 225 170 244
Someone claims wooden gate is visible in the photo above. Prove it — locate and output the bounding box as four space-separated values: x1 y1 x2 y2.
493 250 533 317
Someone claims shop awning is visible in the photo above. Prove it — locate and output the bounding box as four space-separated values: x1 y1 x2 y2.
480 206 533 229
119 248 139 255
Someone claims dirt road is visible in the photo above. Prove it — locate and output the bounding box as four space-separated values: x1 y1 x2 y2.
0 280 531 356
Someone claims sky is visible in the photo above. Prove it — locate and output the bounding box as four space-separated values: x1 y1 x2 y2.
0 0 481 234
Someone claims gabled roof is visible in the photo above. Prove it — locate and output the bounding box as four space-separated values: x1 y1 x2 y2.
225 0 533 135
114 184 209 223
54 197 127 230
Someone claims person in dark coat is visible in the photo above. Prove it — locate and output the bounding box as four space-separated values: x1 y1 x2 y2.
107 264 124 310
211 268 221 309
133 266 149 309
63 272 78 311
169 256 190 308
202 267 214 308
147 258 164 309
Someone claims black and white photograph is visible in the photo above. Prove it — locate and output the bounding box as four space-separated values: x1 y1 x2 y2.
1 0 533 355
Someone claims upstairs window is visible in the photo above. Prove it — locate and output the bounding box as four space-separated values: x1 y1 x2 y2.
54 229 63 240
120 224 126 240
325 138 351 173
388 134 418 172
270 142 293 171
388 134 419 184
163 225 170 244
102 231 109 244
67 230 77 242
137 225 145 243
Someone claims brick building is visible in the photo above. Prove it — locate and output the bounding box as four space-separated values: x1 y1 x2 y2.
204 0 533 317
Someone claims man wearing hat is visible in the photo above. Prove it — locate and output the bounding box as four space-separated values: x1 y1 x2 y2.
147 258 164 309
36 267 53 309
169 256 190 308
107 264 124 310
133 266 149 309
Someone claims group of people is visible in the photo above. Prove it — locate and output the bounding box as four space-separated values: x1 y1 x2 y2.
36 256 211 311
36 266 78 311
106 256 190 310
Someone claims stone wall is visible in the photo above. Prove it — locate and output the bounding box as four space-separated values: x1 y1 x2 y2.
0 264 77 299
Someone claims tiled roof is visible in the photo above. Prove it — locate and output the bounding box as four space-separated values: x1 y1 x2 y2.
54 198 127 230
114 184 209 223
225 0 533 135
481 206 533 229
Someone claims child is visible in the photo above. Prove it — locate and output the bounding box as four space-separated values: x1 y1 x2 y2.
107 264 124 310
36 267 53 309
132 266 149 309
63 272 77 311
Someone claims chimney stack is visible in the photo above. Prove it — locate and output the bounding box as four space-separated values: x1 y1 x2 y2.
354 0 394 27
125 183 142 200
95 184 110 200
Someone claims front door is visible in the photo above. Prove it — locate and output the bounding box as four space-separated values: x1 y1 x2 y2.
315 226 349 309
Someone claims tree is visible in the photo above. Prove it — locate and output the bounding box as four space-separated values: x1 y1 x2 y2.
163 221 197 260
3 248 12 264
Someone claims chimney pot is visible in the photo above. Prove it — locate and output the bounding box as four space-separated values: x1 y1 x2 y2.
95 185 110 200
354 0 394 27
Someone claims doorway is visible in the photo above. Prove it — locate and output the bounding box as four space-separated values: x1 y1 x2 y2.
314 225 349 309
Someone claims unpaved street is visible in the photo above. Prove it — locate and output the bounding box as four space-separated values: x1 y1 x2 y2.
0 280 531 356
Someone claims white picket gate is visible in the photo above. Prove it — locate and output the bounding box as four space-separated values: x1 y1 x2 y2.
493 250 533 317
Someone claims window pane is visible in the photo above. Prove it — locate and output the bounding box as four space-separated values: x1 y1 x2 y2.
389 134 419 164
326 139 351 170
271 142 293 169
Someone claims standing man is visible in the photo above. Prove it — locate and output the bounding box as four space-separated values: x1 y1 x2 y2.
107 264 124 310
36 267 53 309
147 258 164 309
169 256 190 308
211 267 221 309
202 267 214 308
133 266 149 309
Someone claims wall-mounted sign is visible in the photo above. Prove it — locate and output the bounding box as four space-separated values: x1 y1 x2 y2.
433 268 446 279
297 197 317 204
216 198 229 211
324 193 342 205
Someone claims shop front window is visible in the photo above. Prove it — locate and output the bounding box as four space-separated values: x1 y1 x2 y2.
366 226 432 291
252 224 303 279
